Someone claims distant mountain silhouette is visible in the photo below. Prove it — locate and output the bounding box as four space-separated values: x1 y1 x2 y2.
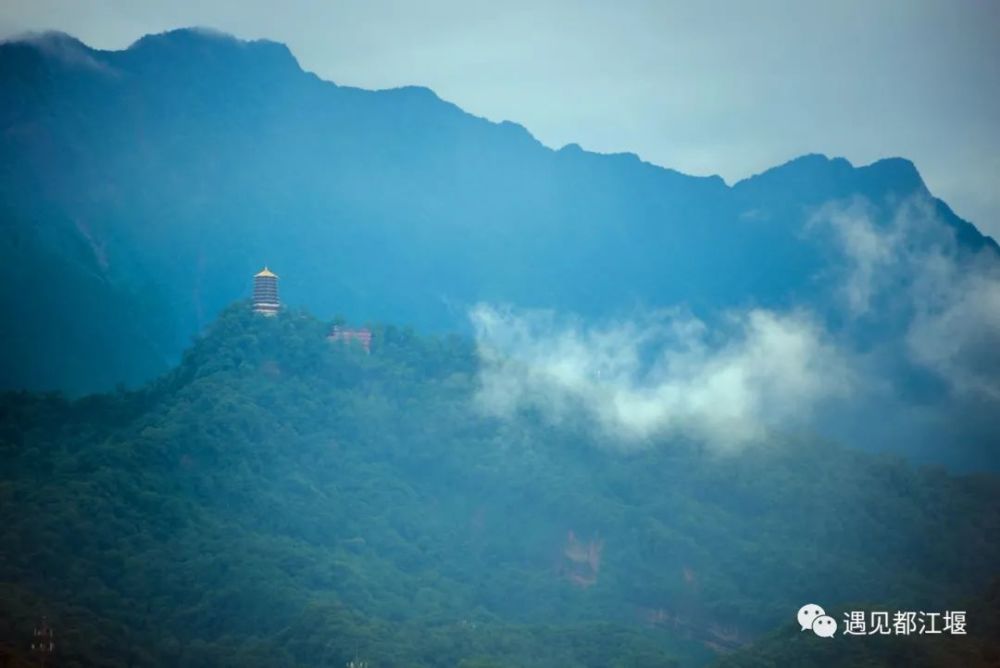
0 28 996 405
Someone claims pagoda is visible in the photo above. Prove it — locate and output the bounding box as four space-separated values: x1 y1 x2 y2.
252 266 280 316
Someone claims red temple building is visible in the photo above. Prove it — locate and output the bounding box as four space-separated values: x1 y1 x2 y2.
328 325 373 353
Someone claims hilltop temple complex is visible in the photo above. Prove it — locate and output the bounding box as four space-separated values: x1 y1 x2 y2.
251 266 372 352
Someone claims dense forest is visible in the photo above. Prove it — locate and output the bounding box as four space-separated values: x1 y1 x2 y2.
1 304 998 666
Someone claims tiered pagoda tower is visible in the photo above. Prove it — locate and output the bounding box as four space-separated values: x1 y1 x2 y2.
252 266 280 316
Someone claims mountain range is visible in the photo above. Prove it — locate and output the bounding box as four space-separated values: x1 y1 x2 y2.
2 27 999 667
1 28 998 470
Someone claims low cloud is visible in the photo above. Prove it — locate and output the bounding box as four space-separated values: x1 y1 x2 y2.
905 241 1000 401
9 31 113 73
813 196 1000 401
470 304 852 450
472 196 1000 463
809 198 901 317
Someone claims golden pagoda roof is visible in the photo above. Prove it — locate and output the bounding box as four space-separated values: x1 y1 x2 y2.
254 266 278 278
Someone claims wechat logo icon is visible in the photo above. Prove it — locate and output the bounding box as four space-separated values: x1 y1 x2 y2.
798 603 837 638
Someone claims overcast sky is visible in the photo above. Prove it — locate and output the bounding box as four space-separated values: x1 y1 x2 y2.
2 0 998 238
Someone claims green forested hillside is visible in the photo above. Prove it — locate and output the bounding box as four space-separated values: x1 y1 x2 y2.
1 305 997 666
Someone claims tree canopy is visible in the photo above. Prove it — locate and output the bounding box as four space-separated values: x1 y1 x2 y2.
1 304 997 666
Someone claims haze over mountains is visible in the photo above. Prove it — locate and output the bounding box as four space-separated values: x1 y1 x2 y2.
0 28 998 468
1 25 999 668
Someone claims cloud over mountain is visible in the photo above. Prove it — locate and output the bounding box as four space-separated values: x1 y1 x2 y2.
471 304 852 450
474 195 1000 462
0 29 997 467
812 197 1000 400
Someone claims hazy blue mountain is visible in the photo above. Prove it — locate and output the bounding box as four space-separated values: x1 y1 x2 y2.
1 28 998 469
1 28 994 393
2 28 998 666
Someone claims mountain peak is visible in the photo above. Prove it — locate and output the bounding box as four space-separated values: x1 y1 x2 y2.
735 153 929 197
737 153 854 186
858 156 926 193
127 27 244 51
1 30 106 71
123 27 301 75
4 29 87 49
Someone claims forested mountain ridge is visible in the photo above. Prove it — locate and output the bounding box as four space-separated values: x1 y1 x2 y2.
0 28 996 397
1 304 997 666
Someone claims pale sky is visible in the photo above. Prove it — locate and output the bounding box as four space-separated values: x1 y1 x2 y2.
2 0 998 238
